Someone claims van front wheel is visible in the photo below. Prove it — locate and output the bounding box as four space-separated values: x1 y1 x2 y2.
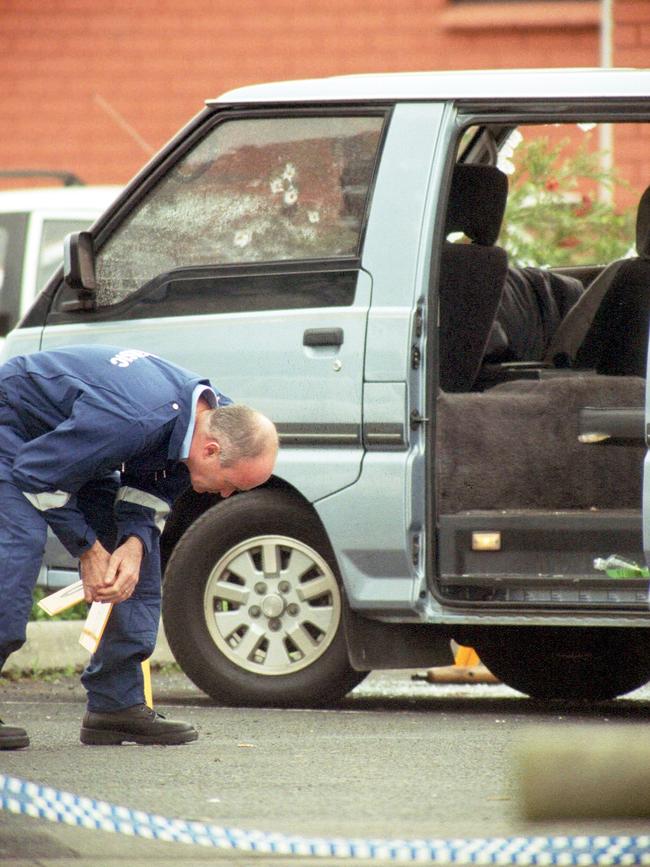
162 490 367 706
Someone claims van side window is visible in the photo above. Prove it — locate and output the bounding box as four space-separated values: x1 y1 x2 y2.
93 114 385 307
0 213 28 332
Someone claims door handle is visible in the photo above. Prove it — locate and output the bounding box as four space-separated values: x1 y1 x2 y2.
303 328 344 347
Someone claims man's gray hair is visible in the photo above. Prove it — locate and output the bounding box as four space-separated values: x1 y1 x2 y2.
206 404 277 467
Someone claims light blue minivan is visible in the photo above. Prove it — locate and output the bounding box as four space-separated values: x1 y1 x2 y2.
5 69 650 705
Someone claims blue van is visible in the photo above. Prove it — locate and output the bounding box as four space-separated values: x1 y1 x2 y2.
5 69 650 705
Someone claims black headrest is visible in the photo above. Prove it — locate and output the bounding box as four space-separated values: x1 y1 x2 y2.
444 164 508 246
636 185 650 258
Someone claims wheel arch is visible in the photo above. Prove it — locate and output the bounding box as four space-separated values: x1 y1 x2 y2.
161 474 329 574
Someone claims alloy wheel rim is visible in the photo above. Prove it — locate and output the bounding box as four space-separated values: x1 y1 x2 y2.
203 535 341 675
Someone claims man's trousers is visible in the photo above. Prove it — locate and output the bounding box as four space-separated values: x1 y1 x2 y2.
0 475 161 712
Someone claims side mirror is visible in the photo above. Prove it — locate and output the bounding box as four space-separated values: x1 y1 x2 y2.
62 231 97 311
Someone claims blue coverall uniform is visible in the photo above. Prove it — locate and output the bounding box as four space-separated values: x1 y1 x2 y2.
0 345 231 711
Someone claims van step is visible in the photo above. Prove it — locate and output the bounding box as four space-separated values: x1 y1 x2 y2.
438 573 649 610
437 509 646 611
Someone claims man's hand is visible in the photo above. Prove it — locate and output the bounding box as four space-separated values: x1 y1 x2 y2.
79 540 111 603
79 537 144 604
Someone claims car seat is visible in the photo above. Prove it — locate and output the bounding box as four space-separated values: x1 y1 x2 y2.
544 184 650 376
438 163 509 392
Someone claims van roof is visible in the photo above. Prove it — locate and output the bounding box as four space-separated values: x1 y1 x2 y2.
211 68 650 106
0 185 122 215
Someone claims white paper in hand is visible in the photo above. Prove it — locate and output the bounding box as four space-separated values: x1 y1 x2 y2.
37 580 85 616
79 602 113 653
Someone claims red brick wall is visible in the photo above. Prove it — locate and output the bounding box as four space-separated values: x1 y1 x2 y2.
615 0 650 66
612 2 650 203
0 1 647 187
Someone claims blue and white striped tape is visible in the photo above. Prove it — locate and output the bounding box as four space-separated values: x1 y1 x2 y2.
2 773 650 863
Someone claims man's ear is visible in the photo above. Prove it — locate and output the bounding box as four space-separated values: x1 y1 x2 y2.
204 439 222 459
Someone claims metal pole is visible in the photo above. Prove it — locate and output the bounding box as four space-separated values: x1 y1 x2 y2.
600 0 613 68
599 0 614 200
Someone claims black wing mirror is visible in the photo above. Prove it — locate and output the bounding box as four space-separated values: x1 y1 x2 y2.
62 231 97 310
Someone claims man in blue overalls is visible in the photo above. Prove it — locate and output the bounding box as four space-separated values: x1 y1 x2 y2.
0 345 278 748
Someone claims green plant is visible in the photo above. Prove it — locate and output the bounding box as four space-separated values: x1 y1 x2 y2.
499 133 635 268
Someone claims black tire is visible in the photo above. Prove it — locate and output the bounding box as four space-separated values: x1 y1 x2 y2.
475 626 650 700
162 489 367 707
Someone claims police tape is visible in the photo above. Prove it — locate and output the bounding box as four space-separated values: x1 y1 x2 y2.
2 773 650 863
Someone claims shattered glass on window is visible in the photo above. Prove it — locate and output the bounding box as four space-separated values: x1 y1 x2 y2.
94 115 384 307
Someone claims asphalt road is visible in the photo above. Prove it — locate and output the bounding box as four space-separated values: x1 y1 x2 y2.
3 668 650 866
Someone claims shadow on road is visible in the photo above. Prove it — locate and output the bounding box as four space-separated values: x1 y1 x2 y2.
154 678 650 720
5 668 650 720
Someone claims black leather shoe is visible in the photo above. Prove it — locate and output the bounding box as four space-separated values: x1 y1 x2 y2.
0 719 29 749
80 704 198 746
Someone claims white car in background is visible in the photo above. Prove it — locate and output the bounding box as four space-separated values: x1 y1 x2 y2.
0 180 121 341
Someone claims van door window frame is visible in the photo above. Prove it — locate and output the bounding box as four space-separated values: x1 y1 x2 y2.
48 106 392 325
